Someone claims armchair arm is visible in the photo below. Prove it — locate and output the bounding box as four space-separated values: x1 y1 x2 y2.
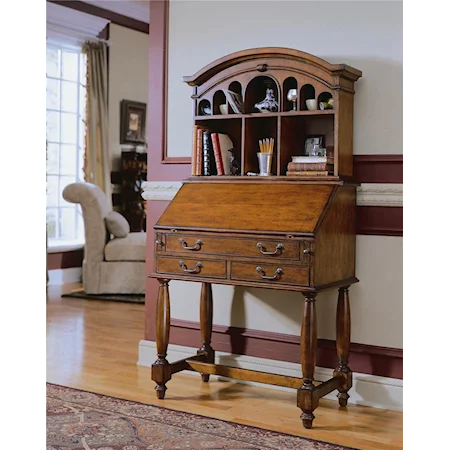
63 182 111 263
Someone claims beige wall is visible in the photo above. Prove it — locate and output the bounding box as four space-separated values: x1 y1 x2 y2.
167 0 402 158
164 1 403 348
108 23 149 171
167 236 403 348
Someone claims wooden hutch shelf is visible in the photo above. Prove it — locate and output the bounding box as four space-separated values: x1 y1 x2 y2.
195 109 336 120
185 176 343 183
149 47 362 429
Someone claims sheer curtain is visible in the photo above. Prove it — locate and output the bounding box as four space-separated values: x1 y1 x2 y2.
82 41 112 209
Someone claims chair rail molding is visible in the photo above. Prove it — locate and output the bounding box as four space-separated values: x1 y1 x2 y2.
141 181 183 201
356 184 403 207
142 181 403 207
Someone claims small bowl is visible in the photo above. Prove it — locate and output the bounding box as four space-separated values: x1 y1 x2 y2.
305 99 317 111
219 104 228 115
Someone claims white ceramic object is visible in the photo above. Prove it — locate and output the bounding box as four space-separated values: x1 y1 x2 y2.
219 104 228 115
305 99 317 111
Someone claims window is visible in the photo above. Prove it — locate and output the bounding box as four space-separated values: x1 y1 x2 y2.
46 43 86 249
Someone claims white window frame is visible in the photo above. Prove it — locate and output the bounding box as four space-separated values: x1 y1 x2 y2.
46 41 86 252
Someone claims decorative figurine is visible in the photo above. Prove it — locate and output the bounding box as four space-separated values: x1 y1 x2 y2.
310 142 321 157
229 148 240 175
254 86 279 113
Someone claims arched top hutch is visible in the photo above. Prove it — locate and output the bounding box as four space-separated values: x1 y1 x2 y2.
183 47 362 179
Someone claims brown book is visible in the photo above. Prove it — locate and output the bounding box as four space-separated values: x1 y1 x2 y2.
286 170 330 176
287 162 333 171
196 127 204 175
191 125 199 175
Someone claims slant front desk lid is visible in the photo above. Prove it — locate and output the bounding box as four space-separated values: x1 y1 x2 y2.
155 183 335 235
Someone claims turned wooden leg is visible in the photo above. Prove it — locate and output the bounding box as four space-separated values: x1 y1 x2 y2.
297 292 318 429
197 282 215 382
151 279 171 399
333 286 352 407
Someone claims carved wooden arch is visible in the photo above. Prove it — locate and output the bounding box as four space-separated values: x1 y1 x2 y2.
183 47 362 94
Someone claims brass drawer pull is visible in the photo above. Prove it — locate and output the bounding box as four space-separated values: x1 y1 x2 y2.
179 238 203 251
256 267 283 280
179 260 203 274
257 243 284 255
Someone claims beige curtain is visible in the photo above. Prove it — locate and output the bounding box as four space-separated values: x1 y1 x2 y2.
82 42 112 209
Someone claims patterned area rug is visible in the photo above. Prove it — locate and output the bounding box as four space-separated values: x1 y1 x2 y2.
61 289 144 304
47 384 358 450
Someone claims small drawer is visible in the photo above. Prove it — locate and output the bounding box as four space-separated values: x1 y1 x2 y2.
231 262 310 286
165 234 300 260
156 256 227 279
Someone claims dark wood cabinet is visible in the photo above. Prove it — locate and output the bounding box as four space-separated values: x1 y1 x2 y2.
120 150 147 232
149 47 362 429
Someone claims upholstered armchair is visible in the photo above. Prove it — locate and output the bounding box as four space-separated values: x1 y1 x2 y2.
62 182 146 294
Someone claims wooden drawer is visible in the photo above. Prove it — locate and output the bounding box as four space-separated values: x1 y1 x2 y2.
164 233 302 260
230 261 310 286
156 256 227 279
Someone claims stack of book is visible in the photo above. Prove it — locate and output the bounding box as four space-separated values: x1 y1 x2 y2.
191 125 234 176
286 156 334 177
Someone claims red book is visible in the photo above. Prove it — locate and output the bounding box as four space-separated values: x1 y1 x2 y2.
211 132 225 175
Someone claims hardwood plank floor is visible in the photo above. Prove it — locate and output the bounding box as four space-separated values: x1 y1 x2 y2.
46 283 403 449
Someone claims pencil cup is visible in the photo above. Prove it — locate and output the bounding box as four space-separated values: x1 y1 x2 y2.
257 152 273 176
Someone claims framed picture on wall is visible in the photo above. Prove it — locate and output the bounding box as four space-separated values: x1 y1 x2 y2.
120 100 147 144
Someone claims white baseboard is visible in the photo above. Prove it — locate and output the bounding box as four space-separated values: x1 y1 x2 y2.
138 340 402 412
48 268 82 285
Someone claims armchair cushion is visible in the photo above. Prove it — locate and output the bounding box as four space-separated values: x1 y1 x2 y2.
104 232 146 262
105 211 130 238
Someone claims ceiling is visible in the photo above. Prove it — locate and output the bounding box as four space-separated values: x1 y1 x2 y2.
47 2 111 43
82 0 150 24
46 0 150 42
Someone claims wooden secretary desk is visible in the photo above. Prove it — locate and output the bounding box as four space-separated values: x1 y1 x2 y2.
149 47 362 429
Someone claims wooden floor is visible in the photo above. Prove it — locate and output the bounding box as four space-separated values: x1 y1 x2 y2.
46 283 403 450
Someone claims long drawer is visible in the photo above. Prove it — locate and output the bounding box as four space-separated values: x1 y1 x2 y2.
156 256 227 279
230 261 310 286
163 233 307 261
